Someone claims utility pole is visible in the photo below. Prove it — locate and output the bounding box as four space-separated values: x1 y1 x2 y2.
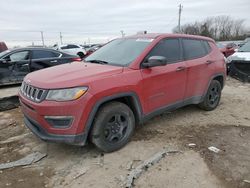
178 4 183 33
40 31 45 47
59 32 63 44
120 30 125 37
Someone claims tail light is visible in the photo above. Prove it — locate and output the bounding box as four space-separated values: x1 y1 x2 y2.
72 57 82 62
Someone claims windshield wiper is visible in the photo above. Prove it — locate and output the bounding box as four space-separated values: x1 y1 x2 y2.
86 59 109 64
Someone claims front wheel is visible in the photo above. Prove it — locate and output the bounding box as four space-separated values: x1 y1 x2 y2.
198 80 222 111
90 102 135 152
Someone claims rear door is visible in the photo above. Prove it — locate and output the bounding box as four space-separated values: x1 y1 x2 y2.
182 38 213 99
141 38 187 113
30 50 62 71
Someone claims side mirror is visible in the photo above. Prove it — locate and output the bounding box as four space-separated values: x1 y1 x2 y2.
142 56 167 68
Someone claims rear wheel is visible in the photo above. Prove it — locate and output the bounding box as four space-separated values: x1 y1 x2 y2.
90 102 135 152
198 80 222 111
77 52 85 59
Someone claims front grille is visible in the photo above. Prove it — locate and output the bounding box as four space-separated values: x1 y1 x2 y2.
20 82 47 102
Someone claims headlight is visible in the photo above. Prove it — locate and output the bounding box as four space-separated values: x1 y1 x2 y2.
46 87 88 101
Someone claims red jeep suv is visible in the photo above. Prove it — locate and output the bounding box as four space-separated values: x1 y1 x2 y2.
19 33 226 152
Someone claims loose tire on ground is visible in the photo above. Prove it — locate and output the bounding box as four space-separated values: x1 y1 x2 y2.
90 101 135 152
198 80 222 111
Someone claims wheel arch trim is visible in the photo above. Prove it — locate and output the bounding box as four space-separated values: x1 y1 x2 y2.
82 92 143 143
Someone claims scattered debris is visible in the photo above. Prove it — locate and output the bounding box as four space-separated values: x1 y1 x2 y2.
0 96 19 112
97 153 104 167
124 148 181 188
126 161 134 171
243 179 250 184
0 133 31 144
115 175 126 186
126 160 141 171
187 143 196 148
8 121 17 126
208 146 221 153
73 167 89 180
0 152 47 170
157 130 164 134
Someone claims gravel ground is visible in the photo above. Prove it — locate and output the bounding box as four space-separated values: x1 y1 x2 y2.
0 77 249 188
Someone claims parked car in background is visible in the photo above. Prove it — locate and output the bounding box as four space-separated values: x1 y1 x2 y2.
216 42 237 57
0 47 81 86
244 37 250 44
85 44 104 56
0 42 8 53
80 44 96 51
19 33 226 152
227 41 250 82
54 44 87 59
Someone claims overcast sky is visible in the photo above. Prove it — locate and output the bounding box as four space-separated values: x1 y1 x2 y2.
0 0 249 47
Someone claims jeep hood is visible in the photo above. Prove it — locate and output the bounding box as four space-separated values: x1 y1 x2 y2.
25 62 123 89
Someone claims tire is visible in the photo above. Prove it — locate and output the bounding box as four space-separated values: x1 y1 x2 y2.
77 52 85 59
90 102 135 152
198 80 222 111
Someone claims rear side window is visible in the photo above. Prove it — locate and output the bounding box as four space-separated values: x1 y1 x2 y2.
202 41 212 53
147 38 181 63
182 39 207 60
67 45 79 49
61 45 68 50
32 50 60 59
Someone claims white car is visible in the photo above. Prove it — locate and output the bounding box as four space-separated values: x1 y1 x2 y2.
54 44 86 59
227 42 250 82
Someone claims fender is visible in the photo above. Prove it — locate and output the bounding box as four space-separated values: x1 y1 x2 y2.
204 73 225 94
82 91 143 143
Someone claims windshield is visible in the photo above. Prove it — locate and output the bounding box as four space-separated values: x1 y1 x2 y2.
85 38 153 66
238 42 250 52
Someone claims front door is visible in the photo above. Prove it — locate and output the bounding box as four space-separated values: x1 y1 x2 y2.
0 59 15 85
1 50 30 83
140 38 187 113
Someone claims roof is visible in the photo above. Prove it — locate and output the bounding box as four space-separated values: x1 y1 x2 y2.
125 33 215 42
6 47 60 52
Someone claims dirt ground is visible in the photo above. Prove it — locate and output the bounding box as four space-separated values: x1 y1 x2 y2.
0 77 250 188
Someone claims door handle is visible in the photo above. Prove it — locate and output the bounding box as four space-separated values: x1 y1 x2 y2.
176 66 186 72
50 60 58 63
206 60 214 65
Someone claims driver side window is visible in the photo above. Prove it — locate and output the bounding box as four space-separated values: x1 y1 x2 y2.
6 51 30 61
147 38 182 63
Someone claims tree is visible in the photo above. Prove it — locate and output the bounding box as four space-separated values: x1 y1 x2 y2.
173 15 247 41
